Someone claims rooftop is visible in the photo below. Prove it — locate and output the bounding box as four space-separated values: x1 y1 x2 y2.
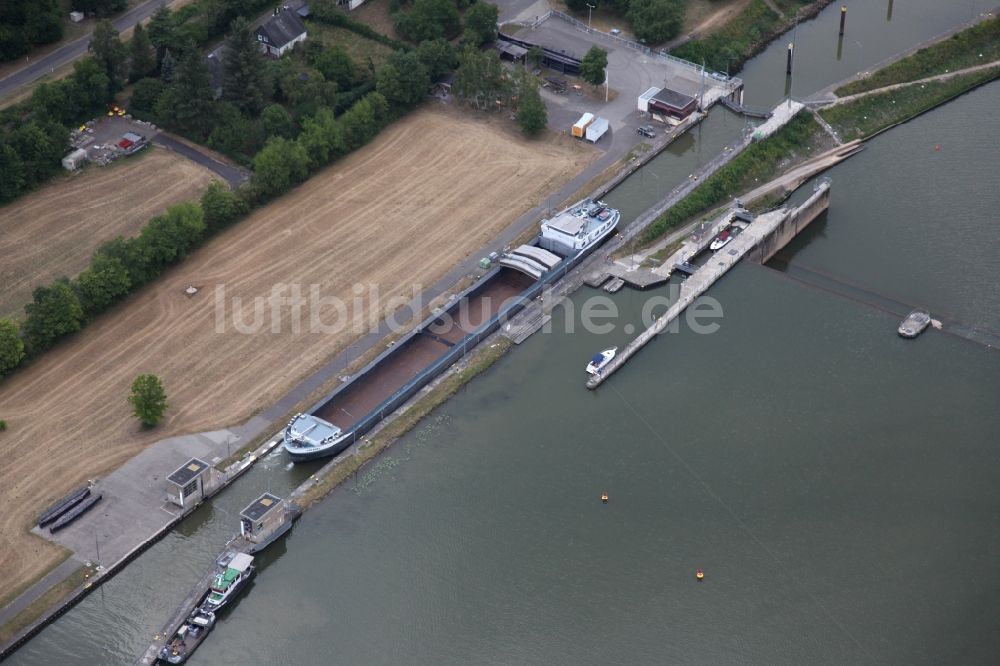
651 87 697 111
167 459 209 487
256 8 307 48
241 493 283 521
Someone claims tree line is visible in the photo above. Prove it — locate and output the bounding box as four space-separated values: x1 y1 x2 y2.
564 0 686 45
1 0 499 379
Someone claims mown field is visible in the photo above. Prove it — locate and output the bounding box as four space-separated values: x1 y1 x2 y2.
0 106 595 598
0 148 218 319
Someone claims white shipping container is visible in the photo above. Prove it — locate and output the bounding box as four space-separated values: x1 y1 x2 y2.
586 117 609 142
638 87 660 113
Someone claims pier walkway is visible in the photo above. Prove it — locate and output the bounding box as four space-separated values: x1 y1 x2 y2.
587 181 831 389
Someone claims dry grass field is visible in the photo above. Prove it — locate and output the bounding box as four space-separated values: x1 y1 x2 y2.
0 106 595 597
0 148 218 319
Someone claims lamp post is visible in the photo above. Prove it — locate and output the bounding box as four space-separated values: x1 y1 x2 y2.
586 3 595 31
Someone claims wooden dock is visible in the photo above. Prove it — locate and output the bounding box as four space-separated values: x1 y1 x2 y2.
587 181 831 389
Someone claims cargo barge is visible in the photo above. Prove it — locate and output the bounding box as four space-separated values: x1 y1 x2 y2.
284 200 620 463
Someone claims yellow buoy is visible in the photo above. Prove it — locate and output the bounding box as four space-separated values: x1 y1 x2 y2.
695 569 705 581
601 492 608 503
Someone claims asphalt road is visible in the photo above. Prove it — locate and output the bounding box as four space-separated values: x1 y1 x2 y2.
0 0 178 101
152 133 249 188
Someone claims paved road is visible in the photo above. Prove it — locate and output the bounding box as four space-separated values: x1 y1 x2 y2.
152 133 249 188
0 0 178 101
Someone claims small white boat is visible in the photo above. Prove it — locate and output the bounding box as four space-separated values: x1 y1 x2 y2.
710 228 734 251
898 309 931 338
586 347 617 375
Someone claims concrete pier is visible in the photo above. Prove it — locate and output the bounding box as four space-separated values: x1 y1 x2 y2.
587 180 831 389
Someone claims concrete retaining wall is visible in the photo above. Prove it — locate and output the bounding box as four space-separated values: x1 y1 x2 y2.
747 180 830 264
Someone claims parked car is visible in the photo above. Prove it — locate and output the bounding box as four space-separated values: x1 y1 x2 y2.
609 27 621 36
637 126 656 139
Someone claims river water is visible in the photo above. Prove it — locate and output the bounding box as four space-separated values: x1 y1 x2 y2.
9 2 999 664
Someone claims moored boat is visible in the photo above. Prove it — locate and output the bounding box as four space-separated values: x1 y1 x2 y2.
38 485 90 528
710 228 734 251
157 611 216 664
539 200 621 258
898 309 931 338
49 493 102 533
586 347 617 375
200 552 256 614
283 412 352 462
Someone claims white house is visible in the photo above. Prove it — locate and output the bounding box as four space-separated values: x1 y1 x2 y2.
255 8 308 58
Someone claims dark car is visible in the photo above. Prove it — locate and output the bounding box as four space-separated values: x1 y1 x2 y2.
637 126 656 139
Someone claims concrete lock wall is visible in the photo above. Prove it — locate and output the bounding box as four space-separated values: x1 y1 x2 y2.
748 183 830 264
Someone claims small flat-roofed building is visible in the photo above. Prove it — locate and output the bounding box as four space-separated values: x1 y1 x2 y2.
62 148 88 171
166 458 212 509
497 42 527 63
240 493 282 538
648 87 698 125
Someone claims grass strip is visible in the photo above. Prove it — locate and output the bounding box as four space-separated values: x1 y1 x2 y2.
0 565 91 643
638 111 820 245
836 16 1000 96
821 66 1000 141
297 338 513 506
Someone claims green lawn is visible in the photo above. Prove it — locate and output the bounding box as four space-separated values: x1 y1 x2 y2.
306 21 397 69
836 16 1000 96
822 65 1000 141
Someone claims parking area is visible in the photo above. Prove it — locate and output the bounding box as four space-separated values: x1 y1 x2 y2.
513 13 736 153
69 114 156 166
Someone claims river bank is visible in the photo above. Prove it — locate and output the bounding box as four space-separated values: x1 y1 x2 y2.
5 1 996 661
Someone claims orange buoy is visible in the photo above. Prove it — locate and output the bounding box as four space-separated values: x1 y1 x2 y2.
695 569 705 581
601 492 608 503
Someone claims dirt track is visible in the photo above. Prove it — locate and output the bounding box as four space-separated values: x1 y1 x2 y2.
0 107 594 596
0 148 218 319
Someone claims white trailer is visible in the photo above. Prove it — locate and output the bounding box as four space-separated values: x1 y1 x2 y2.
586 117 609 143
61 148 88 171
572 112 595 138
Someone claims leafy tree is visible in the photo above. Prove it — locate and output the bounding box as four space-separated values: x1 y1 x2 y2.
516 75 547 136
222 17 267 115
163 47 215 138
129 22 156 82
147 5 176 63
129 77 166 116
75 254 132 317
0 319 25 378
453 46 506 111
128 373 168 428
314 46 356 89
9 120 67 190
96 236 152 287
464 1 499 46
394 0 461 43
627 0 684 44
527 45 544 68
21 280 84 355
580 46 608 87
298 107 345 168
207 102 262 159
261 104 294 139
376 51 429 109
253 137 310 199
200 181 248 232
0 0 62 61
339 92 389 151
137 202 206 268
67 57 112 115
159 48 176 83
564 0 592 11
417 38 456 80
0 144 26 203
89 20 128 89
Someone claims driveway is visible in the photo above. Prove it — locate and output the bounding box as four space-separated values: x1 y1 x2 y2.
152 133 249 188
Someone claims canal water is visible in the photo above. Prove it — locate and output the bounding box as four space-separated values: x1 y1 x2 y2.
9 4 999 664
